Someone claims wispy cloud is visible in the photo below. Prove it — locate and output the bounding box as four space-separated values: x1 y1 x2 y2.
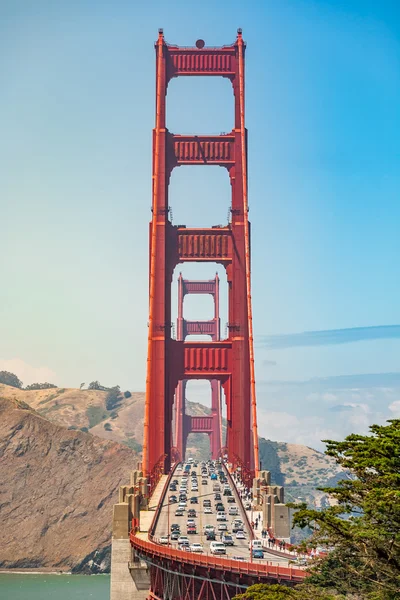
258 372 400 389
258 325 400 350
262 359 277 367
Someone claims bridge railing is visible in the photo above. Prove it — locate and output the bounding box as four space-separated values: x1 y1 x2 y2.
130 532 307 582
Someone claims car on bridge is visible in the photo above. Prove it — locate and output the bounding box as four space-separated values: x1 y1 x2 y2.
249 540 263 551
204 506 212 514
178 535 189 544
217 524 228 532
159 536 169 545
222 534 234 546
171 531 180 541
210 542 226 555
206 531 216 541
216 512 227 521
236 530 246 539
175 509 184 517
190 543 203 553
190 496 198 504
252 549 264 559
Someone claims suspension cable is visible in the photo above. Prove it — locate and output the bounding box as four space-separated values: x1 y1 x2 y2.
143 31 164 478
237 32 260 478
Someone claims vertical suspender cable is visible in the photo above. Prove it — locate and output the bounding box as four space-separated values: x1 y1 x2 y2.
143 32 164 479
237 33 260 478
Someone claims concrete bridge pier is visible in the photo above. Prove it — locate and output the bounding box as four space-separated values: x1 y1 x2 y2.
110 476 150 600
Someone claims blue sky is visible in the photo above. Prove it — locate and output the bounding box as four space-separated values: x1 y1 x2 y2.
1 0 399 449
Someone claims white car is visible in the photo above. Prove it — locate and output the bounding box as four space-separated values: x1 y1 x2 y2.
204 507 212 514
229 507 239 515
249 540 263 550
216 513 227 521
210 542 226 555
178 543 191 551
178 535 189 544
159 536 169 544
190 543 203 553
236 530 245 539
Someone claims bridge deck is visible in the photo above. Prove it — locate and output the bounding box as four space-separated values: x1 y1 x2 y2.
152 463 289 566
130 463 306 589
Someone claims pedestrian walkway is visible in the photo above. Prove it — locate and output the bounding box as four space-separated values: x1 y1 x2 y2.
137 474 168 538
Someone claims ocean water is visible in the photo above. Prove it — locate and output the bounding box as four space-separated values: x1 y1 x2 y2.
0 574 110 600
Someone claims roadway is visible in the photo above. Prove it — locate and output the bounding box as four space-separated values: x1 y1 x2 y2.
153 460 289 566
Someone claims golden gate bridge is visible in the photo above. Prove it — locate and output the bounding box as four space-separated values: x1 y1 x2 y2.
110 30 306 600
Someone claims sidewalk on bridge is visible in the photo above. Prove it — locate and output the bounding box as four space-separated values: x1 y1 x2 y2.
137 475 168 539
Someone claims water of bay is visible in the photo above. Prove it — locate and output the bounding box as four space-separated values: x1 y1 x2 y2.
0 573 110 600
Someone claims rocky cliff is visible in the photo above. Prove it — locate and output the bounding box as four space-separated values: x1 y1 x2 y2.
0 395 138 573
0 383 343 569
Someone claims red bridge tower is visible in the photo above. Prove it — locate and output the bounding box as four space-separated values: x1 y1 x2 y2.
174 273 223 461
142 30 259 490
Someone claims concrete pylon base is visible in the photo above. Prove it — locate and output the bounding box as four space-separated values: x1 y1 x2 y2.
110 538 149 600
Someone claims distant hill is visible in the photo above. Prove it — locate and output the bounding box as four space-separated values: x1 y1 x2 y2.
0 383 343 511
0 393 139 573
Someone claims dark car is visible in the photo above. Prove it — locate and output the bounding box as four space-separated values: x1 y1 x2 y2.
214 493 221 500
188 510 197 517
171 523 180 530
206 531 216 541
190 497 198 504
222 534 234 546
215 503 225 512
171 532 180 541
227 497 236 503
203 499 211 507
252 549 264 559
169 495 177 503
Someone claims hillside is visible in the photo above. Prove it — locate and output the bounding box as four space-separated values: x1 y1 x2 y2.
0 395 138 573
0 384 343 509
